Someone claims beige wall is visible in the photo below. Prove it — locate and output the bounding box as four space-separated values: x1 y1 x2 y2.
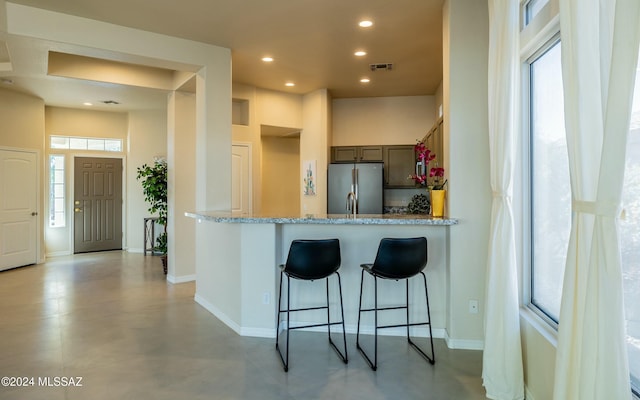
256 88 303 129
233 85 305 215
261 137 300 216
44 106 129 255
232 84 261 213
0 88 45 149
300 89 331 214
46 106 128 139
167 91 196 280
521 316 556 400
442 0 490 348
0 88 46 262
127 109 167 253
332 96 437 146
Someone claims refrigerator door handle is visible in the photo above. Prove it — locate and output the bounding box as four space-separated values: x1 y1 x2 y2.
354 167 359 211
351 167 356 194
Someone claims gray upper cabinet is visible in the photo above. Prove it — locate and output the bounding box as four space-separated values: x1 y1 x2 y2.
331 146 383 163
423 117 444 169
383 145 417 188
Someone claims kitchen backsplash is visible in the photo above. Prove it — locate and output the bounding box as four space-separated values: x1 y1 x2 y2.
383 188 426 214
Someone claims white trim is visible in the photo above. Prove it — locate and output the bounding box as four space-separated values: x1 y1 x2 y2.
194 293 242 335
126 248 144 254
443 330 485 350
167 273 195 284
520 307 558 348
45 250 72 257
240 326 276 338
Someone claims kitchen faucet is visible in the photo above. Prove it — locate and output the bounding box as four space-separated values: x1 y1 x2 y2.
346 192 357 216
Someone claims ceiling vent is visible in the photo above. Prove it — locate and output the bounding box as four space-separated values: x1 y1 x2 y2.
369 63 393 71
102 100 120 105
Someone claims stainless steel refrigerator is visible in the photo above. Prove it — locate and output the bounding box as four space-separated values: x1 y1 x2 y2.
327 162 384 214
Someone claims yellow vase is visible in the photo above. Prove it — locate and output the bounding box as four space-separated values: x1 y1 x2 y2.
430 189 446 217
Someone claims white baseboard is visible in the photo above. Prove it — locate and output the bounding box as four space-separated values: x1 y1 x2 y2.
46 250 72 257
167 274 196 284
194 296 484 352
240 326 276 338
126 248 144 254
443 331 484 350
194 293 243 336
195 293 276 338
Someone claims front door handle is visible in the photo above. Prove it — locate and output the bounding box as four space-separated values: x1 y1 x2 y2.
74 208 83 213
31 212 38 216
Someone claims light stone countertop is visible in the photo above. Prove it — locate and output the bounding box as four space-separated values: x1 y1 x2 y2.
185 211 458 226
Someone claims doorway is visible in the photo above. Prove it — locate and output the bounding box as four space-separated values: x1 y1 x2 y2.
73 157 123 253
0 149 38 271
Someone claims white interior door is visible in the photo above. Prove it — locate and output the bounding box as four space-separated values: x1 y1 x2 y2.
232 143 252 216
0 149 38 271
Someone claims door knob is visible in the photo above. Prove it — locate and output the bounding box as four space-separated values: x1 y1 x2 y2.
74 208 83 213
31 212 38 216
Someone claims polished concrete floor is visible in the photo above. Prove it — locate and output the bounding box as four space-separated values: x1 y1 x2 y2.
0 251 486 400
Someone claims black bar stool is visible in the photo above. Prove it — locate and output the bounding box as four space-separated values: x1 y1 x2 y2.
275 238 348 372
356 237 435 370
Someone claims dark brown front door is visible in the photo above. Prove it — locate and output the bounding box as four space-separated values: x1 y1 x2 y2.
74 157 123 253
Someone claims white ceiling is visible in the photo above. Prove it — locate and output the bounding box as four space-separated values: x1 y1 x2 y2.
0 0 444 112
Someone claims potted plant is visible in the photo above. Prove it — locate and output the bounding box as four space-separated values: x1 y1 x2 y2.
409 141 447 217
136 158 168 273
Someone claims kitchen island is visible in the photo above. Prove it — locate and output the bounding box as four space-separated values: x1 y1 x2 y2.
186 211 458 340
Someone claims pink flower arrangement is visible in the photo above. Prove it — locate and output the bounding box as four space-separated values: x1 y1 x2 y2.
409 141 447 190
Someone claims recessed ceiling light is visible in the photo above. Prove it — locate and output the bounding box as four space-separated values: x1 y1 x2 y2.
360 78 370 83
285 82 295 87
359 20 373 28
354 51 367 57
262 57 274 62
83 102 93 106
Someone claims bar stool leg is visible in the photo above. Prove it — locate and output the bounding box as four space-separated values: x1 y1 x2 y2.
275 272 291 371
356 271 379 371
422 271 435 364
406 272 435 365
356 269 365 344
326 277 331 340
336 272 348 362
326 272 348 363
373 275 378 370
406 279 411 341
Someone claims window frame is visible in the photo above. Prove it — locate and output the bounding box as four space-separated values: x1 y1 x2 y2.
523 33 565 329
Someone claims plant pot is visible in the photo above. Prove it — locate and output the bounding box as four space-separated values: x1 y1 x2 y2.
161 255 168 275
430 189 446 217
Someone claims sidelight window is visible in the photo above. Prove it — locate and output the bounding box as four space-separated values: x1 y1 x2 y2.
49 155 65 228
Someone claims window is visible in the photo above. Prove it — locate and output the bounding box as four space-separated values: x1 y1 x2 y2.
50 135 122 152
621 59 640 395
528 39 571 324
49 155 65 227
525 0 550 25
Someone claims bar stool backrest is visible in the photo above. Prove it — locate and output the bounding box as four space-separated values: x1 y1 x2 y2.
371 237 428 279
284 239 341 280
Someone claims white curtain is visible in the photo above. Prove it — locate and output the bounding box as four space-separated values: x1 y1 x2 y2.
482 1 524 399
554 0 640 399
